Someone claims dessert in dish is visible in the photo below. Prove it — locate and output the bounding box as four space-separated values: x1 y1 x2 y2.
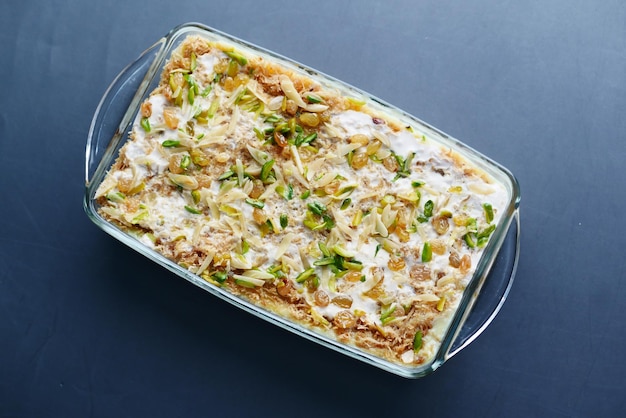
94 35 509 366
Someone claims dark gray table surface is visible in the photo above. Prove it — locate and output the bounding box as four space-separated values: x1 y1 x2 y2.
2 1 625 416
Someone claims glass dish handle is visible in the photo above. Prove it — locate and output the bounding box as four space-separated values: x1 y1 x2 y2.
447 209 521 359
85 38 166 186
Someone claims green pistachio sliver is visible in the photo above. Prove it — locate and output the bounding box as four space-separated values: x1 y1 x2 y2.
218 170 235 181
140 117 151 132
300 190 311 200
190 52 197 72
308 201 327 216
106 191 126 203
200 84 212 97
225 50 247 66
424 200 434 218
306 94 323 104
343 260 364 271
184 205 202 214
211 271 228 284
207 98 219 118
422 242 432 262
413 330 423 351
188 86 195 105
483 203 494 223
340 198 351 210
466 217 478 233
191 190 201 204
245 198 265 209
318 241 331 257
464 233 477 248
332 244 355 258
313 257 335 267
380 304 397 324
180 155 191 170
280 214 288 229
412 180 424 188
295 268 316 283
301 133 317 145
131 211 149 224
264 114 281 124
374 244 381 257
162 139 180 148
260 159 275 182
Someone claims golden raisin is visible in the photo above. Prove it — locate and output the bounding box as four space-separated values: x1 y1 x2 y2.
249 179 265 199
163 108 179 129
331 295 353 308
344 271 363 282
276 278 293 298
168 155 185 174
351 152 369 169
252 208 267 225
299 112 319 127
190 148 210 166
410 265 431 281
365 140 382 155
432 215 450 235
388 254 406 271
313 289 330 307
395 225 410 243
348 134 369 146
449 251 461 268
431 239 446 255
334 310 357 329
116 177 133 193
285 99 298 115
382 156 399 172
274 131 288 148
460 254 472 275
141 101 152 118
323 180 340 196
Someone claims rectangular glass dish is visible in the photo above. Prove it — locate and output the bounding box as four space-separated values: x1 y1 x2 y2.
84 23 520 378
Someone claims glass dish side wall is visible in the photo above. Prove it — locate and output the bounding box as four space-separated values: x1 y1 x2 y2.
85 23 520 378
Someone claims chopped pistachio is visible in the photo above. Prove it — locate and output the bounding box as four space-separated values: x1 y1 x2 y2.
318 241 331 257
260 159 275 182
332 244 355 258
191 190 201 204
180 155 191 170
225 50 247 66
162 139 180 148
140 117 151 132
300 190 311 200
245 198 265 209
308 201 326 216
295 268 316 283
464 233 477 248
422 242 432 262
184 205 202 214
306 94 323 104
483 203 494 223
280 214 288 229
106 191 126 203
211 271 228 284
380 304 397 325
190 52 197 72
413 330 423 351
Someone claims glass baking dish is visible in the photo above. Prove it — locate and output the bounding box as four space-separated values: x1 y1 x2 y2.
84 22 520 378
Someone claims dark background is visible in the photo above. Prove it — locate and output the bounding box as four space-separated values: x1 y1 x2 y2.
2 1 625 416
